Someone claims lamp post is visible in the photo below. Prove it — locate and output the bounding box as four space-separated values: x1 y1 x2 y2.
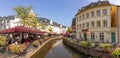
87 31 90 41
87 31 90 35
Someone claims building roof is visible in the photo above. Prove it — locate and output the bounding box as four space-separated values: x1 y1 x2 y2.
0 15 15 20
37 17 67 28
76 0 112 16
71 18 76 27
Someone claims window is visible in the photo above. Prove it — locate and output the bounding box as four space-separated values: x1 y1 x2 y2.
77 18 79 22
82 23 85 28
91 22 95 28
91 11 94 17
76 18 78 22
97 21 100 27
86 13 89 18
80 16 81 21
98 2 102 5
86 22 89 28
82 14 85 19
79 34 81 38
79 24 81 29
97 10 100 16
91 33 95 41
77 25 79 29
100 33 104 42
103 20 107 27
78 17 79 22
103 9 107 16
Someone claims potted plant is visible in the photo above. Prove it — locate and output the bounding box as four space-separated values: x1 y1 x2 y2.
98 43 112 52
0 36 6 46
79 41 88 48
104 44 112 52
112 48 120 58
32 40 40 48
0 36 6 52
8 44 26 54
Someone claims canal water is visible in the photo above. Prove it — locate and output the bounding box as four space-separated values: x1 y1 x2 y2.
31 40 88 58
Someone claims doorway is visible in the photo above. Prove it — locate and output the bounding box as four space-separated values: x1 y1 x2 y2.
111 33 115 42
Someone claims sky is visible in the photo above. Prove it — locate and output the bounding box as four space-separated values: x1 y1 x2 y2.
0 0 120 26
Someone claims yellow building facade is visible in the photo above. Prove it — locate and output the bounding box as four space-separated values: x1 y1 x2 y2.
75 0 120 43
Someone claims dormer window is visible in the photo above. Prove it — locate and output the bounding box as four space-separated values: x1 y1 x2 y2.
91 4 95 7
82 7 85 10
78 9 81 12
98 2 102 5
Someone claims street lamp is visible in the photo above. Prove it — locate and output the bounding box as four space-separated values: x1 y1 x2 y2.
87 31 90 35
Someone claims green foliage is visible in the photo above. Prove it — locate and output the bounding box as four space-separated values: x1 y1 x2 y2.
79 41 93 48
14 6 39 29
48 27 53 32
32 40 40 47
9 44 26 54
0 36 6 46
99 43 105 48
73 39 78 44
112 48 120 58
98 43 112 52
87 42 92 47
79 41 88 47
41 24 46 30
14 6 32 26
31 19 39 29
67 27 73 33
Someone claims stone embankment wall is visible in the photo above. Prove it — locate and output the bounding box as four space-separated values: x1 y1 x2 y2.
26 36 63 58
63 39 114 58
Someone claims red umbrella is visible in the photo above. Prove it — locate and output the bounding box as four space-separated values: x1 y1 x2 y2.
0 29 7 34
0 26 31 34
31 29 43 34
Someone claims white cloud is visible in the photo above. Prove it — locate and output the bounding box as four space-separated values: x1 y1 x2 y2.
108 0 120 5
87 0 120 5
86 0 96 2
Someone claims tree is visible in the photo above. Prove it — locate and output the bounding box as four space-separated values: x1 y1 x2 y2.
14 6 40 29
39 21 47 30
48 26 53 32
28 13 39 29
14 6 32 26
41 24 46 30
67 27 73 33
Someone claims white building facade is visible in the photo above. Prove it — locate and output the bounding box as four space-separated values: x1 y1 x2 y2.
75 0 120 43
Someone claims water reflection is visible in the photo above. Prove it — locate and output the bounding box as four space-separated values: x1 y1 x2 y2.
31 40 88 58
45 40 88 58
30 41 55 58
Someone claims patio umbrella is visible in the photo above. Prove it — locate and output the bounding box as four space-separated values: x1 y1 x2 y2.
31 29 43 34
0 26 32 34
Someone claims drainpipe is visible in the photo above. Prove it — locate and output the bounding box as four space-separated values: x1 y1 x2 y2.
116 6 119 43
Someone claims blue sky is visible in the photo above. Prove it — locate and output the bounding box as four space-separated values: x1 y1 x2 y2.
0 0 119 26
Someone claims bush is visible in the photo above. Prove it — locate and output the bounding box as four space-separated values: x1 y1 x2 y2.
39 39 43 44
73 39 78 44
112 48 120 58
87 42 92 48
79 41 94 48
8 44 26 54
98 43 112 52
79 41 88 47
99 43 105 48
0 36 6 46
32 40 40 47
91 43 95 48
